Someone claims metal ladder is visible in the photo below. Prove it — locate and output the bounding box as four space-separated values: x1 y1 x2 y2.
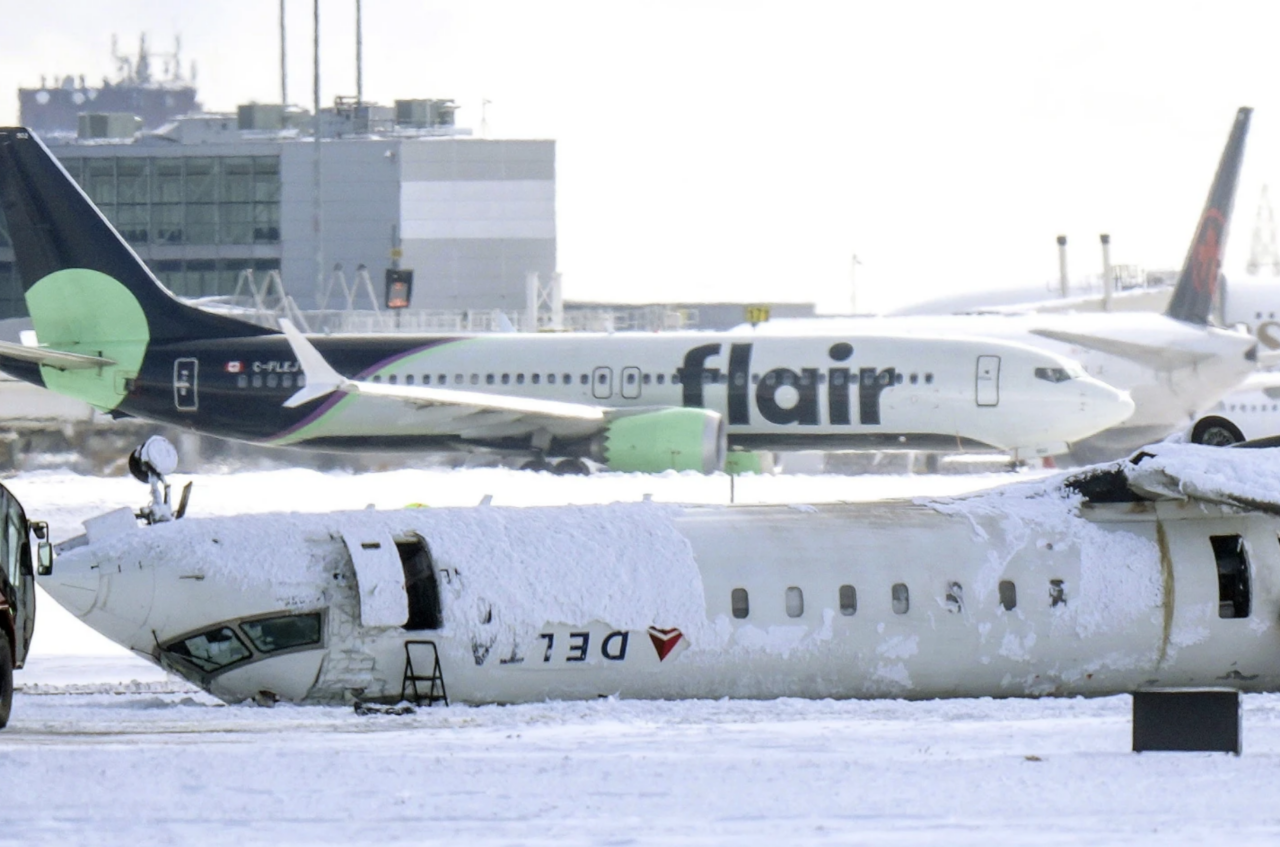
401 640 449 707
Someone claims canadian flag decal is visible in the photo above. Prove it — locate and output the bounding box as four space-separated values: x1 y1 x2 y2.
225 361 243 374
647 627 684 662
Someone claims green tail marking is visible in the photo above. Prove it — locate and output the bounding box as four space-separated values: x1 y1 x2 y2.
25 268 149 411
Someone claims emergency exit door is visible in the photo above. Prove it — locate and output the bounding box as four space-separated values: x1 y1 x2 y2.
975 355 1000 407
174 358 199 411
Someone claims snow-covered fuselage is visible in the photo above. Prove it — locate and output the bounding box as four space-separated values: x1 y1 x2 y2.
41 446 1280 705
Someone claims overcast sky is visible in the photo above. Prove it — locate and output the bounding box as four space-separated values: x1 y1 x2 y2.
3 1 1279 313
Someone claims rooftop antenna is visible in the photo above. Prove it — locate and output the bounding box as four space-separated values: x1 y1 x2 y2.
280 0 288 105
1247 184 1280 276
355 0 363 105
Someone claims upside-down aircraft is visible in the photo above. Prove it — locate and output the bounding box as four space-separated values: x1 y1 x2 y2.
0 127 1132 472
37 441 1280 751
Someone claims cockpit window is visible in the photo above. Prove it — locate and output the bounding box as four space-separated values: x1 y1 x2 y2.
240 613 323 654
166 627 251 672
1034 367 1078 383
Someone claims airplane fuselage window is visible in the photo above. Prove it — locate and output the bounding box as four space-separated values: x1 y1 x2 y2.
925 373 934 384
282 374 293 388
502 374 511 385
785 586 804 618
656 374 665 385
388 375 397 385
438 374 445 385
370 375 381 384
945 581 963 613
998 580 1017 611
642 373 651 385
240 613 323 654
266 374 279 388
839 584 857 616
405 375 414 385
579 374 588 385
516 374 524 385
892 583 910 615
166 626 251 672
486 374 495 385
1212 534 1251 618
237 374 248 388
470 374 479 385
731 588 749 619
251 374 263 388
1049 579 1067 608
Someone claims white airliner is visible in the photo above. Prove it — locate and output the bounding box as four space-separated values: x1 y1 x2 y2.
804 107 1261 461
0 126 1130 472
37 441 1280 750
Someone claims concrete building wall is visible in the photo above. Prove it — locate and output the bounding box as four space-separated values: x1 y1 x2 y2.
397 139 556 310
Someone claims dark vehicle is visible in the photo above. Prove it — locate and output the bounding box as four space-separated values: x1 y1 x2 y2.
1 482 49 728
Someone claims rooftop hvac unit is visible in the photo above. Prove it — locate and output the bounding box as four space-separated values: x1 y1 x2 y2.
77 113 142 140
238 104 285 131
395 99 458 128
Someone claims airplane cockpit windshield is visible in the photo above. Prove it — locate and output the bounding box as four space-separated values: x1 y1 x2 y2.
166 626 252 672
1034 366 1082 383
161 612 326 677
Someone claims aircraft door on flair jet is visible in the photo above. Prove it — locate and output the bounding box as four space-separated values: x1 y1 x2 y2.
174 358 199 411
592 366 613 400
620 366 642 400
975 355 1000 407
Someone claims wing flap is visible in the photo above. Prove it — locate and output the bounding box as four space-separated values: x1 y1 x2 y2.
1029 328 1214 370
0 339 116 371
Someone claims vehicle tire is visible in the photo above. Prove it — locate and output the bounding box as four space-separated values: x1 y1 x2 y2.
0 630 12 730
552 458 590 476
1191 416 1245 447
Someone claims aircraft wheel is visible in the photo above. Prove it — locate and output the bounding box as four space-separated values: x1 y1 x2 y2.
1191 416 1245 447
552 458 591 476
0 630 12 730
520 457 554 472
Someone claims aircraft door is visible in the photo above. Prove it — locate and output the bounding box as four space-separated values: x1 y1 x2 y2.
592 366 613 400
341 533 410 628
174 358 199 411
620 366 642 400
975 355 1000 407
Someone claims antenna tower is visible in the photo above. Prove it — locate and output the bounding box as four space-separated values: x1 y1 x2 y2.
1247 184 1280 276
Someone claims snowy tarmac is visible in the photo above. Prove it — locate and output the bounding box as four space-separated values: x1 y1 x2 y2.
5 465 1279 845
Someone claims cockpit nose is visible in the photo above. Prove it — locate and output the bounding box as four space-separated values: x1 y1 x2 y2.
1079 373 1136 427
40 526 158 649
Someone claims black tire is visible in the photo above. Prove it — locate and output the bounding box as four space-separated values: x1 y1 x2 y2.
552 458 590 476
1191 416 1245 447
0 630 12 730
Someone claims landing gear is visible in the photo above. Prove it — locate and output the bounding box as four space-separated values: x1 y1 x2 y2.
1191 416 1245 447
552 458 591 476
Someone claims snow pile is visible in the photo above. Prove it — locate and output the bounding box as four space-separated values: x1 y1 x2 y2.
1123 443 1280 510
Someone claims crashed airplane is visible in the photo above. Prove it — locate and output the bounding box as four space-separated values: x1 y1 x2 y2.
37 443 1280 748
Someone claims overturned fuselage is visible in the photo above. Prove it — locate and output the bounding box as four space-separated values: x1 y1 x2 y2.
40 445 1280 706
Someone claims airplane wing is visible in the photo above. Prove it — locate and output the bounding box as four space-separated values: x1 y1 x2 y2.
277 319 613 439
1028 328 1215 370
0 339 116 371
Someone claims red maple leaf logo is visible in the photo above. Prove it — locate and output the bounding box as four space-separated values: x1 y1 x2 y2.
648 627 684 662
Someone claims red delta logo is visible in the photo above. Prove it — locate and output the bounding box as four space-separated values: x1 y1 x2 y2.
648 627 684 661
1191 208 1226 296
225 361 243 374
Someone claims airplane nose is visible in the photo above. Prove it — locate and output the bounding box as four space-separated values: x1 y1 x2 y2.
39 536 157 649
1082 375 1135 427
38 545 100 617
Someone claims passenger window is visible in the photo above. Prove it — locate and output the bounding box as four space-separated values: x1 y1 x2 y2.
438 374 446 385
388 375 397 385
547 374 556 385
166 627 251 672
731 588 749 619
516 374 524 385
454 374 463 384
1049 579 1066 608
839 584 857 616
405 375 414 385
786 586 804 618
251 374 263 388
945 581 963 613
892 583 909 614
532 373 541 385
266 373 279 388
998 580 1017 611
656 374 665 385
925 373 934 384
470 374 479 385
579 374 588 385
672 373 681 384
237 374 248 388
563 373 572 384
486 374 495 385
422 374 430 385
240 613 322 653
626 372 636 384
642 373 651 385
370 375 381 384
1213 535 1251 618
282 374 293 388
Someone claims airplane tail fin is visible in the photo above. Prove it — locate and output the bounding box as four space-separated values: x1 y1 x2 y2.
0 127 271 344
1165 107 1252 325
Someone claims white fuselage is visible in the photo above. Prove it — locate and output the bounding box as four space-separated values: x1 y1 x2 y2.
41 465 1280 706
274 330 1132 457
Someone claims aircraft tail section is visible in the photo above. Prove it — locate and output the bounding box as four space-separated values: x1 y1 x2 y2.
1165 107 1252 325
0 127 271 344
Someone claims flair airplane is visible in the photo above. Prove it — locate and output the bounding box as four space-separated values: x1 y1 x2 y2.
793 107 1263 461
0 128 1132 473
37 441 1280 751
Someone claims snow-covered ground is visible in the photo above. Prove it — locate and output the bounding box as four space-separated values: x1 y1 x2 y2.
6 464 1279 846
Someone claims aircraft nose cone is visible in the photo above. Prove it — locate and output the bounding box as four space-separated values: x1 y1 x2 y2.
38 544 100 617
39 527 157 650
1084 376 1135 427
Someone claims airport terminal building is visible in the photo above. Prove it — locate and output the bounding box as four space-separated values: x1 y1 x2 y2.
0 100 555 319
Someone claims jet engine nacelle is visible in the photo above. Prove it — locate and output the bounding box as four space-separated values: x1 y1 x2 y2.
592 407 726 473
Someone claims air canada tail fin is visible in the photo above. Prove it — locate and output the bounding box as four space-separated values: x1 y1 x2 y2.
0 127 271 343
1165 107 1252 325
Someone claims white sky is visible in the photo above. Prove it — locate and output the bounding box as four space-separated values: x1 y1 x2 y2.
3 1 1280 313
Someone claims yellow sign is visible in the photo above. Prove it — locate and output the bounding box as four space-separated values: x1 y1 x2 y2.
390 248 403 260
745 305 771 325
